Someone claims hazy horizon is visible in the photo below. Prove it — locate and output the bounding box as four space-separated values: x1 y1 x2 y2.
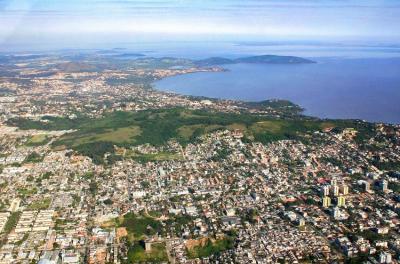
1 0 400 52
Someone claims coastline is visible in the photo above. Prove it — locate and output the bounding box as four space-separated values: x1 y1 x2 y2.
152 58 400 125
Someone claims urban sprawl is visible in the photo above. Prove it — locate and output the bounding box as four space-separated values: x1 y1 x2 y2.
0 52 399 264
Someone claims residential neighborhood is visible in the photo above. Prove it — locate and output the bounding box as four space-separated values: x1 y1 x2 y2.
0 52 399 263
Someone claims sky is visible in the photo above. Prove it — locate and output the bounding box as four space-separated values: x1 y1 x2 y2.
1 0 400 51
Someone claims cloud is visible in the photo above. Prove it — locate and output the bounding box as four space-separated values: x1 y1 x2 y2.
0 0 400 48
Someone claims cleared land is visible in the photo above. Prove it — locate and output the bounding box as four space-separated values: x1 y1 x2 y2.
26 134 50 146
59 126 141 147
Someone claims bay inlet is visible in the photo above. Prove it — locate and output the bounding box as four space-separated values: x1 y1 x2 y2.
155 57 400 124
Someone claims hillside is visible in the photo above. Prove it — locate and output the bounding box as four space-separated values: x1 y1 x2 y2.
9 108 374 164
234 55 315 64
194 55 315 66
194 57 235 67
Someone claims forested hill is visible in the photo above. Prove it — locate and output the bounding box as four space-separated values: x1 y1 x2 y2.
194 55 315 67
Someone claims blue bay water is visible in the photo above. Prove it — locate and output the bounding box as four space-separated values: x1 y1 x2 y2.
155 57 400 124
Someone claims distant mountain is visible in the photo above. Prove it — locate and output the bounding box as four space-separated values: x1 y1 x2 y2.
234 55 315 64
194 55 315 66
194 57 235 67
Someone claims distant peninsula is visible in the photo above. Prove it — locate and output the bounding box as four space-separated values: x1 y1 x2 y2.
194 55 315 67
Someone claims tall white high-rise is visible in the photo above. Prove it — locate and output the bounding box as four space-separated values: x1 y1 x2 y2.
322 196 331 208
340 184 349 195
337 196 346 207
332 185 339 196
321 185 330 196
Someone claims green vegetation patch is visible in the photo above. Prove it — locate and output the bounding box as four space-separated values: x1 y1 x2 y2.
2 212 21 236
164 214 195 236
250 119 332 142
28 197 51 210
127 242 168 263
74 141 115 165
128 151 183 163
8 108 376 164
211 147 232 161
8 115 90 130
24 151 44 163
17 187 38 198
120 212 163 240
187 237 235 259
60 126 141 147
26 134 51 146
389 182 400 193
357 229 388 242
178 124 223 141
371 160 400 171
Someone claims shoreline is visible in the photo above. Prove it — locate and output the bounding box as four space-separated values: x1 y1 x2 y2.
152 60 400 125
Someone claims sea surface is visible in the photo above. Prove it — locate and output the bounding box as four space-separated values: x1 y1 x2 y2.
155 57 400 124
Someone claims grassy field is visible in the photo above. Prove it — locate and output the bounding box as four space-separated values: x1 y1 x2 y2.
59 126 141 147
26 134 50 146
28 197 51 210
127 242 168 263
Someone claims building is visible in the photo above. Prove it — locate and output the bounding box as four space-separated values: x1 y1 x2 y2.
377 180 388 192
379 251 392 263
363 181 371 192
321 185 330 196
297 218 305 227
62 251 80 264
322 196 331 208
145 240 152 252
337 196 346 207
225 208 236 216
340 184 349 195
332 185 339 196
332 207 340 219
38 250 60 264
331 179 337 186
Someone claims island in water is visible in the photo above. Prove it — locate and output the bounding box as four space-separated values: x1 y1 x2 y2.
194 55 316 67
